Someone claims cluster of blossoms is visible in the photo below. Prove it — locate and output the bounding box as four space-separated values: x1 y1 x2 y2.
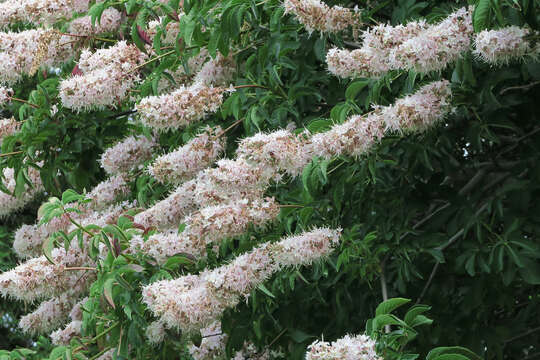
308 80 452 158
156 49 209 93
0 86 13 105
327 7 473 78
87 173 131 208
235 129 311 177
59 41 147 111
149 126 226 185
0 166 44 218
68 8 122 36
1 201 135 303
142 228 341 332
473 26 540 65
18 294 77 335
13 213 71 259
306 334 381 360
50 297 87 344
136 84 231 131
131 197 280 263
13 174 131 259
0 29 74 84
0 245 95 302
100 135 156 175
0 0 89 28
189 322 280 360
147 19 182 45
193 53 237 87
0 117 19 144
282 0 361 34
137 49 236 130
134 179 197 229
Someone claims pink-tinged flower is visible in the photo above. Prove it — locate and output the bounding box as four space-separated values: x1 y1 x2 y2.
146 320 167 345
100 135 156 175
379 80 452 132
134 179 197 229
306 334 381 360
59 41 147 111
283 0 361 34
95 349 116 360
391 7 473 73
142 228 341 332
87 174 131 208
149 126 226 185
193 53 236 87
327 7 473 78
189 321 227 359
0 29 75 84
236 129 311 177
0 246 95 302
0 117 19 144
132 198 280 263
474 26 539 65
193 158 277 206
0 86 13 105
19 294 76 335
0 0 90 28
69 297 88 321
0 166 44 218
68 8 122 36
50 320 82 345
308 113 385 159
137 84 229 131
308 80 451 158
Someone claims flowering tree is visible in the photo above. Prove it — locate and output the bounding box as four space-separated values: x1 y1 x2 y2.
0 0 539 359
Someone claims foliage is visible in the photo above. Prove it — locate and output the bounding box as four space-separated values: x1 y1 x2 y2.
0 0 539 359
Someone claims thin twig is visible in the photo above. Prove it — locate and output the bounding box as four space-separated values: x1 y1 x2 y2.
499 80 540 95
234 84 269 90
505 326 540 344
0 151 23 157
380 261 390 333
269 328 287 347
10 97 39 108
220 118 244 135
64 266 97 271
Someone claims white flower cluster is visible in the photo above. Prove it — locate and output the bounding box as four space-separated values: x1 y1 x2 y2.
0 29 74 84
0 166 44 218
59 41 147 111
306 334 381 360
473 26 539 65
0 0 89 28
18 294 77 335
50 297 87 345
68 8 122 36
136 84 229 131
149 126 226 185
308 80 452 158
283 0 361 34
327 7 473 78
0 86 13 105
0 117 19 144
142 228 341 332
131 197 280 263
100 135 156 175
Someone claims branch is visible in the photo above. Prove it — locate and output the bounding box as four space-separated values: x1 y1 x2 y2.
499 80 540 95
505 326 540 344
380 261 390 333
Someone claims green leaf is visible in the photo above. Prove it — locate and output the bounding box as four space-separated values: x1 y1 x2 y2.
473 0 491 32
257 283 275 298
345 80 369 101
427 347 483 360
404 304 431 325
61 189 82 205
375 297 411 316
103 278 116 309
372 314 403 331
42 235 56 265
